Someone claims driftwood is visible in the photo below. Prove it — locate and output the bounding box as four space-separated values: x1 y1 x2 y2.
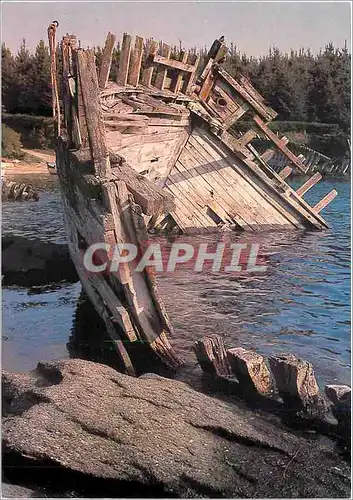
227 347 272 395
194 336 232 378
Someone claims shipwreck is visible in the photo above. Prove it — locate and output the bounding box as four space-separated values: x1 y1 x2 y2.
48 22 338 374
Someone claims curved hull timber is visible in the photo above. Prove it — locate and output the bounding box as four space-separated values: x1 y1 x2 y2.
48 24 339 373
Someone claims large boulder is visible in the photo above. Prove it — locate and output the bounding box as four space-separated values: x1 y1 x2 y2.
2 359 350 498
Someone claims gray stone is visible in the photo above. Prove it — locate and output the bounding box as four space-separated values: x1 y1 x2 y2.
2 359 350 498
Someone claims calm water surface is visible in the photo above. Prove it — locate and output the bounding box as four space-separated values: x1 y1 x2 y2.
2 174 351 387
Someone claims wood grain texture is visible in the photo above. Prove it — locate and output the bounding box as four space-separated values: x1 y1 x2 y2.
117 33 132 86
128 36 144 86
99 31 116 90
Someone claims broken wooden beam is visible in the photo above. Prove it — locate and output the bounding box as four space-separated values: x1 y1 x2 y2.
296 172 322 197
253 116 308 173
194 336 232 378
313 189 338 213
261 139 288 163
268 353 320 409
111 160 175 216
98 32 116 90
117 33 132 86
227 347 272 395
153 54 195 73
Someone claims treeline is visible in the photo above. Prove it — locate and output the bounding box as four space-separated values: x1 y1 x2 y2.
2 38 351 134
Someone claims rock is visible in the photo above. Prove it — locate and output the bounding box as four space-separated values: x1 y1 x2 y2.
1 482 38 498
227 347 272 395
2 234 78 286
325 385 351 440
268 353 320 409
2 359 350 498
325 385 351 405
2 180 39 201
194 335 232 377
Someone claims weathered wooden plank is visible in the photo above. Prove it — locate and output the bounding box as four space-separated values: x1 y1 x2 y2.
111 162 175 216
182 54 200 95
313 189 338 213
278 166 292 180
169 50 188 93
194 336 232 378
237 129 258 147
98 31 116 90
141 40 159 87
117 33 132 86
154 43 171 90
198 63 216 101
296 172 322 197
153 54 195 73
238 74 267 105
189 132 277 228
227 347 272 395
76 49 111 179
127 35 144 87
183 137 255 228
253 115 308 173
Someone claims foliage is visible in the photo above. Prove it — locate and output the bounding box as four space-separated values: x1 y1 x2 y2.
2 124 24 159
1 38 350 155
2 113 55 149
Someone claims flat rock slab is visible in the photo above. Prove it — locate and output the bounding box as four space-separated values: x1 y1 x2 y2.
3 359 350 498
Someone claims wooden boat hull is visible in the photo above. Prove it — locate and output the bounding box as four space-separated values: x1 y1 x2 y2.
47 23 339 374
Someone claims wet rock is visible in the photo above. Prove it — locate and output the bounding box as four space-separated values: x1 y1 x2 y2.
2 180 39 201
2 234 78 286
2 359 350 498
227 347 272 395
325 385 351 441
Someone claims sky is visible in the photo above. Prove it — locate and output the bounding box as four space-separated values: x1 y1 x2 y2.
1 1 351 56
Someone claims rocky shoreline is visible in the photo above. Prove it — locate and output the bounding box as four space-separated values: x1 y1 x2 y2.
2 358 351 498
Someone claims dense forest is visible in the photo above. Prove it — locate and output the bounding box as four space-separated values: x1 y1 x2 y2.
1 38 351 155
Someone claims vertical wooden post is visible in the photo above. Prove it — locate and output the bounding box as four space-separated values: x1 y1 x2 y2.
169 50 188 93
141 39 159 87
154 43 171 90
182 53 200 95
99 31 116 90
77 49 111 180
117 33 132 86
127 36 144 87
